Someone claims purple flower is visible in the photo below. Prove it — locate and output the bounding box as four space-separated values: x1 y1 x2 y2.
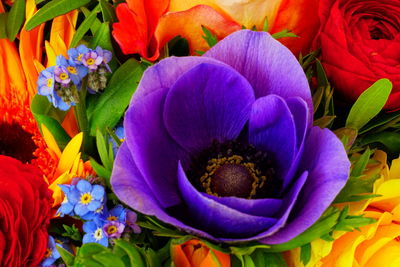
56 56 88 86
111 30 350 244
126 210 141 234
82 50 103 71
68 45 90 65
37 66 55 95
103 221 125 238
54 65 71 86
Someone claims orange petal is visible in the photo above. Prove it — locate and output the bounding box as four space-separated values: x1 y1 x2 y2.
155 5 241 55
61 108 79 137
171 243 192 267
112 0 168 60
270 0 320 56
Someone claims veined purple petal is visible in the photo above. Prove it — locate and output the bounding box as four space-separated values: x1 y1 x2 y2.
131 56 228 105
204 30 313 115
110 143 216 240
124 88 188 208
204 194 283 218
164 63 255 153
260 127 349 244
248 95 297 182
176 162 278 238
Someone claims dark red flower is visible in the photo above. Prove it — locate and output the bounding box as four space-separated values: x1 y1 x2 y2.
0 156 53 267
317 0 400 110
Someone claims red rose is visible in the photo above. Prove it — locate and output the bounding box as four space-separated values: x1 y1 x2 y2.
318 0 400 110
0 156 53 267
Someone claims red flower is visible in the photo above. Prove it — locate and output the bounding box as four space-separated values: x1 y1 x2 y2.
317 0 400 110
0 156 53 267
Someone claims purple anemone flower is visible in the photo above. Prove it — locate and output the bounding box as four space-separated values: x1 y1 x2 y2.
111 30 350 244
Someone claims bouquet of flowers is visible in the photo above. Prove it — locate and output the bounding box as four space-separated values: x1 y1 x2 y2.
1 0 400 266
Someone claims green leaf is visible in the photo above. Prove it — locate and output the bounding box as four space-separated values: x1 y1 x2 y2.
6 0 25 41
78 243 108 257
114 240 146 267
30 94 70 149
70 4 100 48
88 59 145 136
57 245 75 266
251 250 287 267
89 158 111 180
359 110 400 134
243 255 256 267
300 243 311 265
99 0 117 22
26 0 91 31
262 17 269 32
351 148 371 177
272 29 297 39
359 131 400 154
92 252 126 267
62 224 82 241
81 6 102 34
96 129 113 170
139 247 162 267
0 13 8 39
201 25 218 48
346 79 393 130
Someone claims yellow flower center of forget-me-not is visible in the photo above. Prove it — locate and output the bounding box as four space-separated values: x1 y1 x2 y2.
67 66 77 74
77 54 83 61
60 73 69 80
106 225 117 235
80 193 92 204
44 248 52 258
86 58 95 65
107 215 118 221
47 78 53 88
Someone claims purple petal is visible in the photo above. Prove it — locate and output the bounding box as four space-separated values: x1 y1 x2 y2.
176 162 278 238
204 194 283 217
131 56 228 106
248 95 297 181
110 143 216 240
164 62 255 153
204 30 312 114
260 127 350 244
280 97 310 190
124 87 188 207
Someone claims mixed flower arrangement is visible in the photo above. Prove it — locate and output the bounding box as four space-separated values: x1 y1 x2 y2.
1 0 400 266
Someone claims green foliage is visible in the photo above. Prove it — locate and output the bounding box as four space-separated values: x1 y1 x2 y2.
6 0 25 41
334 148 381 203
300 243 311 265
89 130 115 185
90 22 119 72
271 29 297 39
359 132 400 154
57 245 75 266
201 25 218 48
70 4 101 48
62 224 82 241
26 0 91 31
99 0 117 23
0 13 8 39
30 94 71 149
346 79 393 131
88 59 145 136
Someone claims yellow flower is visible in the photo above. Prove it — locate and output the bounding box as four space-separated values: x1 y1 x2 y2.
41 125 93 206
286 151 400 267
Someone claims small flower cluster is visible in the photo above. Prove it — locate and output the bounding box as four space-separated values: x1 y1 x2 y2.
37 45 112 110
57 178 140 248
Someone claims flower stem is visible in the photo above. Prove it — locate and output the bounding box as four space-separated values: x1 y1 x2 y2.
74 78 91 155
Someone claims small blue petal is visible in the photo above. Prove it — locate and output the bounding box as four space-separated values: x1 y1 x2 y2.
77 180 92 192
74 203 89 216
87 200 101 211
91 185 105 200
83 221 97 233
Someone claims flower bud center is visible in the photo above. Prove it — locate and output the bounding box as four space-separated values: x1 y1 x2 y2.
106 225 117 234
87 58 95 65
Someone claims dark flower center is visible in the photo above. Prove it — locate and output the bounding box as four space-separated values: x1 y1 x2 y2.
0 122 36 163
187 140 276 199
367 18 395 40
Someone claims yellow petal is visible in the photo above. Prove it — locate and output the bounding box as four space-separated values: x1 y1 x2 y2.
371 179 400 212
41 124 62 158
364 240 400 267
45 41 57 67
49 172 73 206
55 132 83 177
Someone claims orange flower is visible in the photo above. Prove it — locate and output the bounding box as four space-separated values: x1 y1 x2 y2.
112 0 240 60
168 0 320 56
171 239 230 267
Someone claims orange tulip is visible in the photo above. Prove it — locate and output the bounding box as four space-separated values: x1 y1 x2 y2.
171 239 230 267
112 0 240 61
168 0 320 56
